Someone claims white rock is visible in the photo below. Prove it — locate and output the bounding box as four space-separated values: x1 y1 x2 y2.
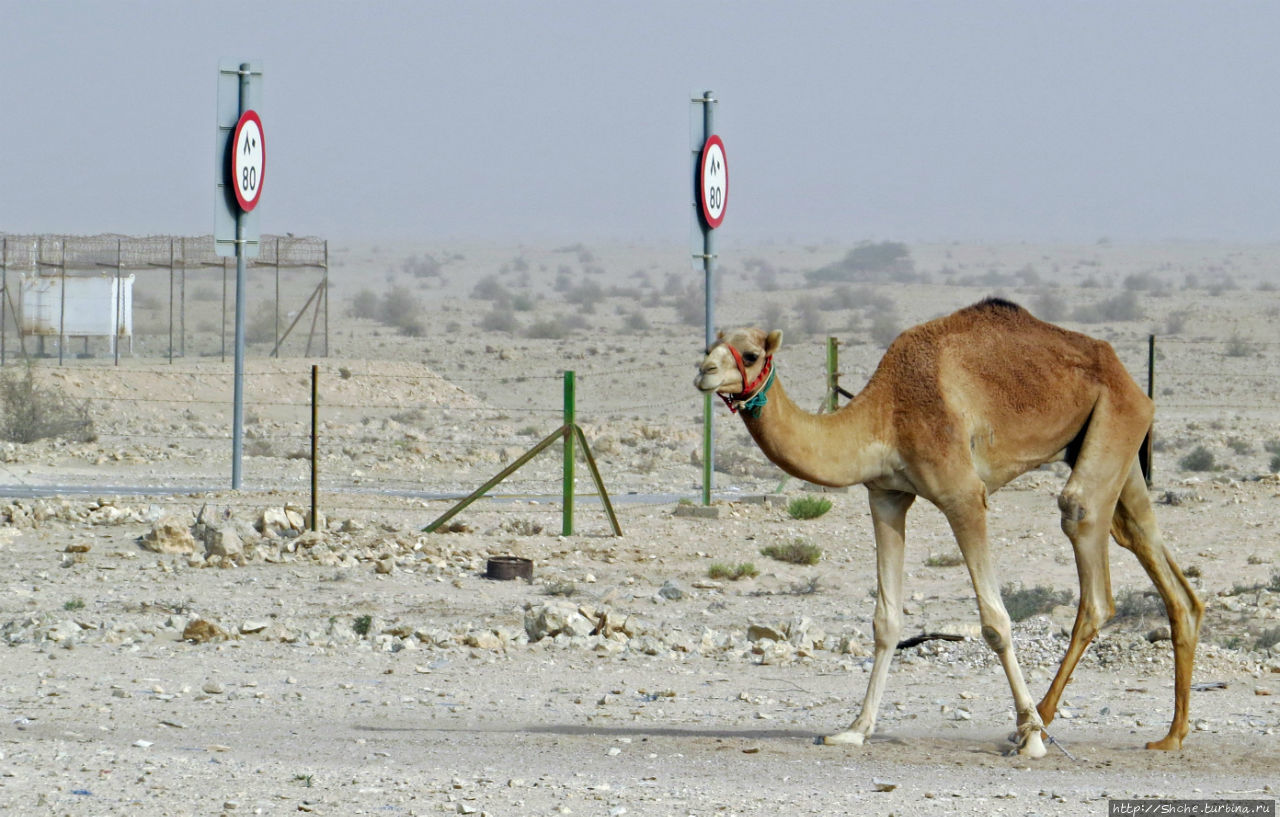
139 515 196 554
525 601 595 641
204 526 243 559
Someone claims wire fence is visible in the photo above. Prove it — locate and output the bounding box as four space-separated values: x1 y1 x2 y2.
0 233 328 363
1 328 1277 527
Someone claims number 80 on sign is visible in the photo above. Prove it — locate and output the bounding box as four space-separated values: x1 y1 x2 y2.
232 110 266 212
698 134 727 229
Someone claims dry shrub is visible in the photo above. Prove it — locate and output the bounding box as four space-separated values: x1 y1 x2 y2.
0 362 95 443
999 583 1073 622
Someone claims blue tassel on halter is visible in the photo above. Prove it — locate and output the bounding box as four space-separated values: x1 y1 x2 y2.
738 369 775 418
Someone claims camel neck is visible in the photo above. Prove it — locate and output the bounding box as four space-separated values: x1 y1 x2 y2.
739 374 893 488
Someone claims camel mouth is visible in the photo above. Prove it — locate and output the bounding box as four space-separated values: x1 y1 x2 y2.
694 373 739 394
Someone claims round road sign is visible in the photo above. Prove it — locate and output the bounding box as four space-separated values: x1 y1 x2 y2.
232 110 266 212
698 134 728 229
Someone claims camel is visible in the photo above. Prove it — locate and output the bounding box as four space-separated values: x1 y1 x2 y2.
694 297 1203 757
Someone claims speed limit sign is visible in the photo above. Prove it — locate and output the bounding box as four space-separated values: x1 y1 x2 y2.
698 134 727 229
232 109 265 212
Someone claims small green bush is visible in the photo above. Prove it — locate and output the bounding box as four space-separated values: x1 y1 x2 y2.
787 496 832 520
707 562 759 581
1227 438 1253 455
1000 584 1074 622
352 614 373 636
761 539 823 565
1179 445 1215 472
925 552 965 568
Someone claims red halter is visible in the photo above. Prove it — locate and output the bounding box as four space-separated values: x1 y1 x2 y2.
717 342 773 414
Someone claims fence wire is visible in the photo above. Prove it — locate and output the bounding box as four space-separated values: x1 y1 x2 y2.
0 333 1276 521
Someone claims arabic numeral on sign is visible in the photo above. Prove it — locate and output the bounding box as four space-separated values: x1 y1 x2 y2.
242 166 257 192
707 186 721 210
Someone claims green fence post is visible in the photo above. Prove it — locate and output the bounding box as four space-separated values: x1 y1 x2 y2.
825 337 839 414
702 394 712 505
563 370 575 536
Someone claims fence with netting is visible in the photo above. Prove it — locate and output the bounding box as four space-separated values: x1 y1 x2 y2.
0 233 328 364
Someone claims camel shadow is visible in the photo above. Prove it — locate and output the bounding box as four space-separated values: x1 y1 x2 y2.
354 722 816 742
352 721 933 747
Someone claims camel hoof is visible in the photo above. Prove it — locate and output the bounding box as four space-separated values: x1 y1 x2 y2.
1145 735 1183 751
822 730 866 746
1020 732 1047 759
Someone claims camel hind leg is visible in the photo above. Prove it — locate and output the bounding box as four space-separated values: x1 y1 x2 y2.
1110 460 1204 750
1035 452 1124 731
1036 390 1146 734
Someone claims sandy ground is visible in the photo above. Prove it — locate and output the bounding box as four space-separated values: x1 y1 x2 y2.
2 240 1280 815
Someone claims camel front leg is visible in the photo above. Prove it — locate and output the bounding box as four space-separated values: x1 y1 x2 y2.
824 489 913 746
945 486 1048 758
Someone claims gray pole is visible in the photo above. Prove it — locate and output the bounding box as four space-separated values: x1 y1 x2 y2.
231 62 251 489
167 238 174 364
114 239 121 366
57 241 65 367
698 90 717 504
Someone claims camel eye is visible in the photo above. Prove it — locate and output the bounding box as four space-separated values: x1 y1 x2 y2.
742 352 759 365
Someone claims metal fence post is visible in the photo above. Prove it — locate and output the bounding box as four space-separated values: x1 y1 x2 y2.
825 336 839 413
311 363 319 531
562 370 576 536
1142 334 1156 485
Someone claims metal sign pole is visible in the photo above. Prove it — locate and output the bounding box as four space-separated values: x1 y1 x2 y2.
231 62 251 489
218 59 263 488
693 90 718 505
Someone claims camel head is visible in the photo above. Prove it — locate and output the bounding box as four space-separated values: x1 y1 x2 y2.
695 328 782 411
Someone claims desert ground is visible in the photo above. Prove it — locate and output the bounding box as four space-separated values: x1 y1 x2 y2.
1 239 1279 816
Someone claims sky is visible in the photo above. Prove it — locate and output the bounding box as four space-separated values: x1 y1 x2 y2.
2 2 1280 245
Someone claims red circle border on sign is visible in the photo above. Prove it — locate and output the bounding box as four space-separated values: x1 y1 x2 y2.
232 109 266 212
699 134 728 229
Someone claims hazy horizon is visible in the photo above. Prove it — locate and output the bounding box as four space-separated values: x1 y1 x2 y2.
4 2 1280 246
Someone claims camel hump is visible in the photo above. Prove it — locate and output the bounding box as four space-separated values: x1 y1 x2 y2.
968 296 1027 316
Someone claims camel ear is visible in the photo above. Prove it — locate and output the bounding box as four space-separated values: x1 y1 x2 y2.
764 330 783 355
